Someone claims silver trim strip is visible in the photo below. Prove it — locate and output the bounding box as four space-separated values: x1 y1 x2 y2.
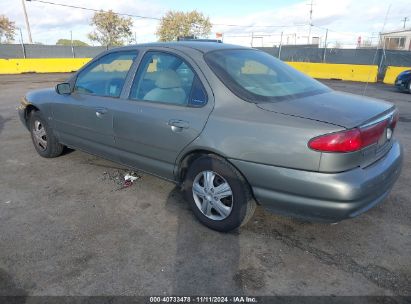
360 110 395 128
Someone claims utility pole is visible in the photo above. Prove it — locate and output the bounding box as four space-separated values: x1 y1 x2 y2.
21 0 33 44
278 31 283 60
401 17 409 29
19 28 26 58
307 0 314 44
70 30 75 58
323 28 328 63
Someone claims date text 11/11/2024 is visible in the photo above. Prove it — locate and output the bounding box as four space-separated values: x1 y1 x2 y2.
149 296 258 303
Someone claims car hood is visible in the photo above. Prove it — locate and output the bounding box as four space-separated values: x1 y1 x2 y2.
256 90 394 129
26 88 55 101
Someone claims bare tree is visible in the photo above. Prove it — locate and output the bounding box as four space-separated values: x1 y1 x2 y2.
56 39 89 46
0 15 16 43
156 10 212 42
88 10 133 46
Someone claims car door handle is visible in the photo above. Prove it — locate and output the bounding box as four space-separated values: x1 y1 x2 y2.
168 119 189 132
95 108 108 118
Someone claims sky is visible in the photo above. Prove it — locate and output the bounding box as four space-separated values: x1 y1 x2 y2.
1 0 410 48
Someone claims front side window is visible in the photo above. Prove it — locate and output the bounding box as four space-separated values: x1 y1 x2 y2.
74 51 137 97
204 49 330 102
130 51 207 106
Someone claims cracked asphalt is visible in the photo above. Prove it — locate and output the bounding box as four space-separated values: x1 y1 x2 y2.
0 74 410 296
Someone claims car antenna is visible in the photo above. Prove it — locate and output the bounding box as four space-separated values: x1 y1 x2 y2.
363 4 391 96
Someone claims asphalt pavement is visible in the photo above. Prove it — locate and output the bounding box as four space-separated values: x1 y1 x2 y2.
0 74 410 296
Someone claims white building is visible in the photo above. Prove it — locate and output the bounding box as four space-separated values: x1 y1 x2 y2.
380 28 411 51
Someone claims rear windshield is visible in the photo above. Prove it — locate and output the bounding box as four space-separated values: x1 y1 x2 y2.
204 49 330 102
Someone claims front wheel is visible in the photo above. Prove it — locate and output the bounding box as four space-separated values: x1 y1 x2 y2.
29 111 64 158
183 155 256 232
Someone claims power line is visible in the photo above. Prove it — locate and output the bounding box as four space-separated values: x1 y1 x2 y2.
24 0 382 45
401 17 409 29
21 0 33 43
27 0 373 46
27 0 162 20
306 0 314 44
312 25 363 38
224 33 284 37
212 23 306 28
26 0 308 29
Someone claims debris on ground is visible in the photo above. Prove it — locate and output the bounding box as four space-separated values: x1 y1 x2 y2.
100 170 141 191
124 173 139 182
122 172 140 189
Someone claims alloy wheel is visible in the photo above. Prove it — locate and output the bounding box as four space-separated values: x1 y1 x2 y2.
192 170 233 220
32 120 47 151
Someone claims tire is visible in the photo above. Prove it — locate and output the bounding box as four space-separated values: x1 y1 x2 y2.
408 81 411 94
183 155 256 232
29 111 64 158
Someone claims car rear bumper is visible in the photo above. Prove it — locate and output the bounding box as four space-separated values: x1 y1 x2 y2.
230 140 403 221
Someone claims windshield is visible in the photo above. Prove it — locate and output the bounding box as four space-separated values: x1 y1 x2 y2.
204 49 330 102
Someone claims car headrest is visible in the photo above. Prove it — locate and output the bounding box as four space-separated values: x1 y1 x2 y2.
155 70 182 89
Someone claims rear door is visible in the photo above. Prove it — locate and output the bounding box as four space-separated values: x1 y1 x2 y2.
111 49 214 180
51 51 138 156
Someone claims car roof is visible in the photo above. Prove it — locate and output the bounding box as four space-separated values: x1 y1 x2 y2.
113 41 252 54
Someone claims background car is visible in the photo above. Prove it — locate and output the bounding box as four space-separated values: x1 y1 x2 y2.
394 69 411 93
18 42 403 232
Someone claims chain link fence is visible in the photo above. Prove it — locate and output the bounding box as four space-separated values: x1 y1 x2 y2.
258 46 411 79
1 43 411 79
0 44 111 59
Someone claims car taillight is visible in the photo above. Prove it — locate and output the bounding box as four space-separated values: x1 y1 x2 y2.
359 120 388 147
309 115 397 153
390 112 399 130
308 129 362 152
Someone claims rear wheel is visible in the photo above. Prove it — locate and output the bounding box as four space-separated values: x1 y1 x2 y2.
183 155 256 232
29 111 64 158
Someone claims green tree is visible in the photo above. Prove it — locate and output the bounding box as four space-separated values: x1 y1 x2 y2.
88 10 133 46
56 39 89 46
0 15 16 43
156 10 212 42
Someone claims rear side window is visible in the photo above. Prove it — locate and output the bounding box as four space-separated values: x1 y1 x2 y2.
204 49 329 102
189 77 207 107
74 51 137 97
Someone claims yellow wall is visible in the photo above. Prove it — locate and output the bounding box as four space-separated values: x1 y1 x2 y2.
0 58 380 83
92 59 134 72
0 58 91 74
286 62 378 82
383 66 411 84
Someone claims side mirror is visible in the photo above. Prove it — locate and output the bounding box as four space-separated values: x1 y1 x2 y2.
56 83 71 95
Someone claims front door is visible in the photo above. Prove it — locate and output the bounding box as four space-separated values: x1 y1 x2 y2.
111 50 213 180
51 51 138 156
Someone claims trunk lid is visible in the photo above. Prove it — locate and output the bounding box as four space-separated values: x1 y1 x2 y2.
256 90 394 129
